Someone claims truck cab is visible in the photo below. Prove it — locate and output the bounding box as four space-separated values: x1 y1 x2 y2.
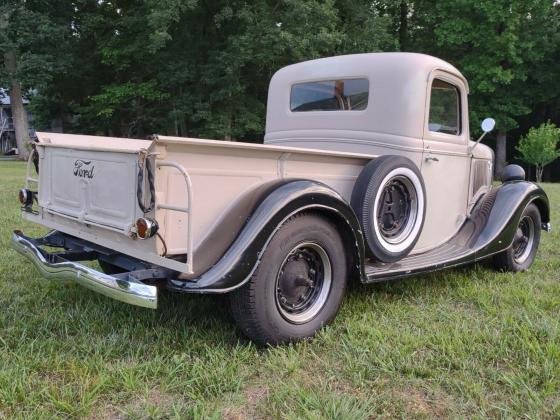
264 53 493 253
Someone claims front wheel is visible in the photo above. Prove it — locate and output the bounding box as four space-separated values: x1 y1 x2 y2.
493 203 541 272
229 213 348 345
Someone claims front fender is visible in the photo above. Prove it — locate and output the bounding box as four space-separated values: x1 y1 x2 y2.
168 180 365 293
475 181 550 259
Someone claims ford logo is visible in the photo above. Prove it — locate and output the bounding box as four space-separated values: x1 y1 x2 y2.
73 159 95 179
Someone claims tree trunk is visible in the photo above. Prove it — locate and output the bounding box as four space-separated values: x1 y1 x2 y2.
4 50 30 161
536 165 543 183
398 1 408 51
224 112 232 141
495 130 507 179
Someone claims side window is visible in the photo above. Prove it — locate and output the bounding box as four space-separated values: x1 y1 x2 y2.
428 79 461 135
290 79 369 112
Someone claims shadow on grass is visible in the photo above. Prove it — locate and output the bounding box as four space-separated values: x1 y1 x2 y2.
19 281 248 350
14 260 497 351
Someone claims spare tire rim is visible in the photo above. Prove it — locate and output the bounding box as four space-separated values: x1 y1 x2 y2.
376 175 418 245
513 215 534 264
275 242 332 324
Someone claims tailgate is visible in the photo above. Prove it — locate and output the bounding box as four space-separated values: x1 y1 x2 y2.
36 133 153 234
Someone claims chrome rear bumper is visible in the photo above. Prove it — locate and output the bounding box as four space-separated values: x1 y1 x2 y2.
11 231 157 309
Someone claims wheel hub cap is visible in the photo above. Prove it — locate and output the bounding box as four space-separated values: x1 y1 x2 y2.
376 176 417 245
275 243 332 324
513 216 534 264
277 255 317 308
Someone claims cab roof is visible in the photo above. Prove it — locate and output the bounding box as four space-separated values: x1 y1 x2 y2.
264 53 468 140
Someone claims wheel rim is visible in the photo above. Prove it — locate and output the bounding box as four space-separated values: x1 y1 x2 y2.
375 175 418 246
513 215 535 264
275 242 332 324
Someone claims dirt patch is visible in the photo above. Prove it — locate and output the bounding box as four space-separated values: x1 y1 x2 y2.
87 405 123 420
131 387 175 413
90 388 176 419
394 387 450 418
222 384 269 420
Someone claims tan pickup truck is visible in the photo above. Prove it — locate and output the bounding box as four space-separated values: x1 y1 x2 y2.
12 53 550 344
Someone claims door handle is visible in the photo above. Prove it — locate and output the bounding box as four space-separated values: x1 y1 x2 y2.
425 156 439 162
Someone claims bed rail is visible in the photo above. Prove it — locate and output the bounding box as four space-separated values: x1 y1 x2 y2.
156 160 194 275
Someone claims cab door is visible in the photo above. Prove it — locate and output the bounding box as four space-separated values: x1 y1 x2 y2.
415 71 471 252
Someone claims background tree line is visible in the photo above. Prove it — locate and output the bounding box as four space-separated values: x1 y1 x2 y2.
1 0 559 179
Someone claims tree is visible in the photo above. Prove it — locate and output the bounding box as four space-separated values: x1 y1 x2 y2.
0 6 31 160
145 0 351 140
516 121 560 183
0 1 69 160
51 0 392 141
401 0 555 178
21 0 559 159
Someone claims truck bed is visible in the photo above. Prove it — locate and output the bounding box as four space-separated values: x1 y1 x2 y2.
28 132 372 275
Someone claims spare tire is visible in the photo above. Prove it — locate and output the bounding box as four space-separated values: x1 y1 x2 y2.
351 156 426 263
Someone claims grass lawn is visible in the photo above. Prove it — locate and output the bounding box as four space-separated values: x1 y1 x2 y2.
0 160 558 419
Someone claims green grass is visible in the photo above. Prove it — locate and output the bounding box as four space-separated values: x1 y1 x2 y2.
0 160 558 419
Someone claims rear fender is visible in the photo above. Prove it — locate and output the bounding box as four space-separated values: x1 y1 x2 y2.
168 180 366 293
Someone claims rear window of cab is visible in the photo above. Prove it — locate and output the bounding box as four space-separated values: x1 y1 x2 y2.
290 78 369 112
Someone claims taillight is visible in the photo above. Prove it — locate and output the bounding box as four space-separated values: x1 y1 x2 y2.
135 217 158 239
18 189 33 207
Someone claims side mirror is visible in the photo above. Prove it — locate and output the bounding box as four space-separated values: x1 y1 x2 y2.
470 117 496 154
481 117 495 133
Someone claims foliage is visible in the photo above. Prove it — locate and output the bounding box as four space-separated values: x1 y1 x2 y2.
0 0 71 159
516 121 560 182
0 0 69 90
395 0 560 176
26 0 394 139
2 1 560 176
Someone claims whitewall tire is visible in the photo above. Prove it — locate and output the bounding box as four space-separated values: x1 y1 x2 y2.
351 156 426 263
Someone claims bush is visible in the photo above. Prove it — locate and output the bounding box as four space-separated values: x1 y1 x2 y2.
516 121 560 183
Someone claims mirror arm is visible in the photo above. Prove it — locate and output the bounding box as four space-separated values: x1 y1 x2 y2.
469 132 489 154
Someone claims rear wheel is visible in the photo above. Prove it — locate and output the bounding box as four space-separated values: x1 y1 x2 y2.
229 213 348 345
493 203 541 272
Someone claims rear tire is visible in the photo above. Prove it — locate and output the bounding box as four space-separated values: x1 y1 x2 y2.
229 213 348 345
493 203 541 272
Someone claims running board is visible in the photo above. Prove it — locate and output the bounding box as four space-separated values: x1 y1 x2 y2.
365 188 499 282
365 242 476 281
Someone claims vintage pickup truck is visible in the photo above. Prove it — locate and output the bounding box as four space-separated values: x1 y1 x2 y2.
12 53 550 344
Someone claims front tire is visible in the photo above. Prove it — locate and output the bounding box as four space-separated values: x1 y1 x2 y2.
493 203 541 272
229 213 348 345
